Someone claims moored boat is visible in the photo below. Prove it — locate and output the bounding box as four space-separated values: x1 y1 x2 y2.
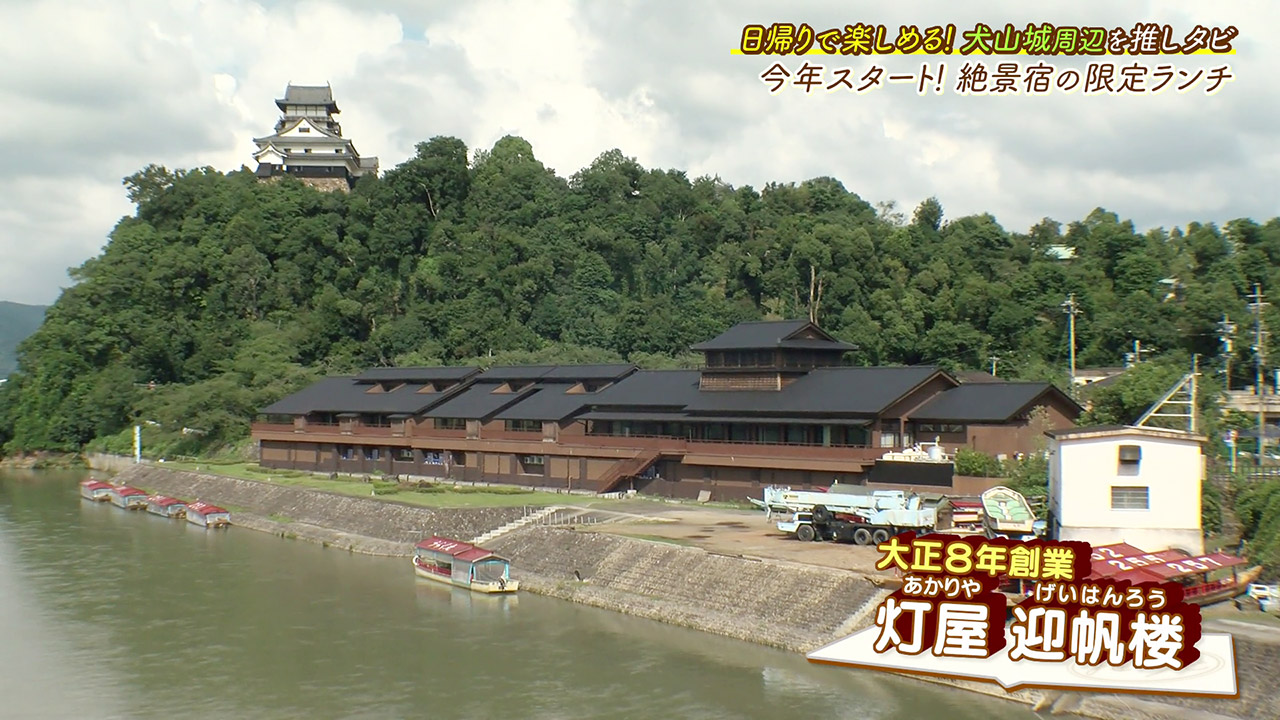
108 485 149 510
146 495 187 519
412 536 518 594
186 501 230 528
79 479 114 501
1085 542 1261 606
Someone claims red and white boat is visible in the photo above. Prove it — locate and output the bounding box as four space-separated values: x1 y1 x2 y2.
79 479 114 502
412 536 518 594
1085 542 1263 605
185 501 230 528
145 495 188 519
108 485 148 510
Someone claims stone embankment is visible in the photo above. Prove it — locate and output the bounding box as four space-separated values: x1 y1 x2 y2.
98 464 1280 720
111 465 525 555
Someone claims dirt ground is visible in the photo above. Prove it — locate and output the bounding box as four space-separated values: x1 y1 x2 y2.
586 502 894 579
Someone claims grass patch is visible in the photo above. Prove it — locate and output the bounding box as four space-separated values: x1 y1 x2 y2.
268 513 294 524
160 461 605 508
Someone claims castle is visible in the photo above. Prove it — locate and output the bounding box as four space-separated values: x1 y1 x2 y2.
252 84 378 191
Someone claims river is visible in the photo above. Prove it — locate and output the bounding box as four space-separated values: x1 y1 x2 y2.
0 470 1040 719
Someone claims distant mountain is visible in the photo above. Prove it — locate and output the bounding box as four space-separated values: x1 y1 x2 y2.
0 301 46 378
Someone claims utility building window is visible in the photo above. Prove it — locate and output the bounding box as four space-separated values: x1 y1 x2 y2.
1111 486 1149 510
394 448 414 462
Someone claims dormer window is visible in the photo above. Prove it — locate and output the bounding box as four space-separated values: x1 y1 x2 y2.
300 127 310 133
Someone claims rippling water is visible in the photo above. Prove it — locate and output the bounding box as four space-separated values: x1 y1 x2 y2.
0 470 1038 719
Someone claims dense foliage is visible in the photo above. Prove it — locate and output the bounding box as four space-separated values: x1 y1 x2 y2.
0 301 46 377
4 134 1280 461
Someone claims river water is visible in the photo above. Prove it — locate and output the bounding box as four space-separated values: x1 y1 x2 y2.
0 471 1039 720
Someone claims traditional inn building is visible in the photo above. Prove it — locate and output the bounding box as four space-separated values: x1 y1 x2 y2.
253 320 1082 500
252 84 378 191
1046 426 1206 555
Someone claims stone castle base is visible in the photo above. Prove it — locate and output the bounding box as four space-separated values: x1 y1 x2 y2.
257 175 351 193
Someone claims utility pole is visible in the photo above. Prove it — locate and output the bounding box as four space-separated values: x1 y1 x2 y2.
1248 284 1269 465
1218 314 1237 391
1061 294 1079 386
989 355 999 377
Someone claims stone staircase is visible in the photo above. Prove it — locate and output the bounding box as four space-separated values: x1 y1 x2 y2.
471 505 565 545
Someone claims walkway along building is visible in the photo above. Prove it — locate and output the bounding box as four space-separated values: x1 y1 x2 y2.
252 320 1083 500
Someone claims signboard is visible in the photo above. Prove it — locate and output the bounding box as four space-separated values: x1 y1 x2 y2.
807 533 1239 697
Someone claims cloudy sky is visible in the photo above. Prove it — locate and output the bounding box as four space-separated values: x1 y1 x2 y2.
0 0 1271 306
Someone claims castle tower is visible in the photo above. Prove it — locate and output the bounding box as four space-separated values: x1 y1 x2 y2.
252 84 379 191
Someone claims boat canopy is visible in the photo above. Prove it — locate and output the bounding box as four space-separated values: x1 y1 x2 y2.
187 501 228 515
414 536 507 564
147 495 186 507
81 481 113 490
1087 548 1247 584
113 486 148 497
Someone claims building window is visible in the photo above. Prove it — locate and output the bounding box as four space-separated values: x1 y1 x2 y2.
338 445 353 460
451 451 466 466
304 148 312 153
1111 486 1149 510
504 419 542 432
363 447 380 461
435 418 465 430
299 127 310 133
917 423 964 434
361 414 390 427
423 452 444 465
518 455 545 475
394 448 414 462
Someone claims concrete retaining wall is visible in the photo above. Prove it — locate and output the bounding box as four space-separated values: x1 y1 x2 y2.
100 465 1280 720
112 465 525 554
489 526 889 653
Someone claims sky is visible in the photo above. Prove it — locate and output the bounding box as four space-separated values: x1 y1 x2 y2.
0 0 1273 306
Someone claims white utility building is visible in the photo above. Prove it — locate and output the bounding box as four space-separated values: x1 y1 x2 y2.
1046 425 1205 556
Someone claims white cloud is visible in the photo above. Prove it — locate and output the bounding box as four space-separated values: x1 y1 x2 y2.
0 0 1273 305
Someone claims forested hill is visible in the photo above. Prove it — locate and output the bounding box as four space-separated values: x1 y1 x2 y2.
2 134 1280 457
0 301 46 379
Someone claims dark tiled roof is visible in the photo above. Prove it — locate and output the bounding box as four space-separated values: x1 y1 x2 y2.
588 370 703 408
475 364 636 383
260 377 459 415
278 85 337 109
492 385 595 422
578 410 690 422
540 364 637 381
955 370 1002 384
475 366 556 382
420 383 534 420
689 320 856 351
682 366 944 416
909 382 1081 423
352 366 481 383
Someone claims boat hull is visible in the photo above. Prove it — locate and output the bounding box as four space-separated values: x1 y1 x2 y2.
1185 566 1265 606
186 513 230 528
110 496 147 510
413 559 518 594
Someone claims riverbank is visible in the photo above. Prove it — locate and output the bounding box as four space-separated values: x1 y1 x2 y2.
98 462 1278 720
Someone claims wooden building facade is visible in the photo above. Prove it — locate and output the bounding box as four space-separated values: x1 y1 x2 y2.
252 320 1082 501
